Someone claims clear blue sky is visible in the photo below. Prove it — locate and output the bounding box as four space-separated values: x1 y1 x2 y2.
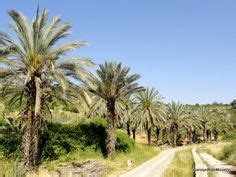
0 0 235 104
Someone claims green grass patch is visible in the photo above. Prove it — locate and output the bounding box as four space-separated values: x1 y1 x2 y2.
162 149 194 177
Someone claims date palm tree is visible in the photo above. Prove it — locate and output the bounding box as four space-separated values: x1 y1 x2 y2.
207 117 232 142
197 106 212 142
166 102 186 147
207 108 233 142
182 106 202 144
87 61 143 159
0 8 94 171
132 88 166 145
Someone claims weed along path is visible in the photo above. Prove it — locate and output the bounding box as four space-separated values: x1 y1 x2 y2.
119 148 177 177
200 153 236 177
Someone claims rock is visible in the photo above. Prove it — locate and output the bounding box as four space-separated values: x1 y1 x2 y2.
27 160 106 177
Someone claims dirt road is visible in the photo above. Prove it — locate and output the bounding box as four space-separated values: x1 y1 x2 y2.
119 148 176 177
200 153 236 177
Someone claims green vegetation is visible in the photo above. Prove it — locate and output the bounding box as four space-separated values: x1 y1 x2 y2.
0 117 134 160
45 143 159 175
0 6 235 176
162 149 194 177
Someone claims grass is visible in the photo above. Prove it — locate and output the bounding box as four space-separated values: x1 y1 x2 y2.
44 143 159 176
104 143 159 176
0 143 159 176
162 148 194 177
0 153 24 177
197 142 236 165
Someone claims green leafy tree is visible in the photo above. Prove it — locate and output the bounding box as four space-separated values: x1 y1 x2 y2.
0 8 94 170
87 61 143 159
132 88 166 145
231 99 236 109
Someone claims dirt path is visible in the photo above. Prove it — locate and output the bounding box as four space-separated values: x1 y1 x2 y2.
119 148 177 177
200 153 236 177
192 149 208 177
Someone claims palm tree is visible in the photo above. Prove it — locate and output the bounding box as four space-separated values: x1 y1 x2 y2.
207 108 233 142
0 8 94 171
207 117 232 142
166 102 186 147
182 106 202 144
87 61 143 159
119 97 136 136
132 88 166 146
197 106 212 142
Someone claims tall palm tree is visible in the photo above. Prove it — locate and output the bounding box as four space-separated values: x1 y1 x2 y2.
207 117 232 142
166 102 186 147
87 61 143 159
207 108 233 142
119 97 136 136
132 88 166 146
182 106 202 144
197 106 212 142
0 8 94 170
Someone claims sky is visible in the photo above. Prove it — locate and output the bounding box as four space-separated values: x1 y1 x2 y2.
0 0 235 104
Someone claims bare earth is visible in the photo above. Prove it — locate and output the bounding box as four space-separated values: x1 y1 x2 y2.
200 153 236 177
119 148 177 177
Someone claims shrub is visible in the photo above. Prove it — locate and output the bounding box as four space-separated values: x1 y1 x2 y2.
116 131 134 153
0 116 134 161
221 130 236 141
0 118 21 158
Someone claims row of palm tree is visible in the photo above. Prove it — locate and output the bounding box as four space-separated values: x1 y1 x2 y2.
118 97 232 147
0 8 233 173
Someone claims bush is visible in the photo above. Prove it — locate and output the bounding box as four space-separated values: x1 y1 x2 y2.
0 117 134 161
116 131 134 153
0 118 21 158
221 130 236 141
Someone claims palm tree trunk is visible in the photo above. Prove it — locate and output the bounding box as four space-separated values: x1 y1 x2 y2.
156 127 160 144
206 129 211 142
147 128 151 146
203 125 206 142
106 100 116 159
127 122 131 137
209 131 212 141
22 78 43 171
213 130 219 143
173 124 178 147
22 104 33 171
173 132 177 147
192 129 197 143
188 131 192 144
161 128 166 144
132 128 136 140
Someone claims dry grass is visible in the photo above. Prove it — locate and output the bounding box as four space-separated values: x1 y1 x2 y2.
197 142 231 159
162 148 194 177
198 141 236 166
